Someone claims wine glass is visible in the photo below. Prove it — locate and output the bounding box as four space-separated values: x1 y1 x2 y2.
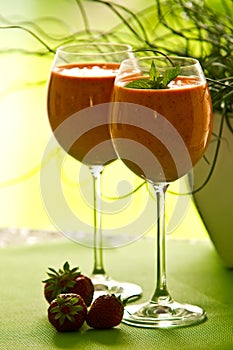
46 42 142 299
110 55 213 327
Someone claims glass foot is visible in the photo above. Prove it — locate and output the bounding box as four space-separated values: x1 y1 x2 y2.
123 300 207 328
91 274 142 301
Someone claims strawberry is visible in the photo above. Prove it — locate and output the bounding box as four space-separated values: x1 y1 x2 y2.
72 274 94 307
43 261 94 306
86 294 124 329
48 293 87 332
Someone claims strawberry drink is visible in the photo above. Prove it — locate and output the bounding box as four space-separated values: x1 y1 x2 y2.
110 56 213 328
47 63 119 166
112 75 212 182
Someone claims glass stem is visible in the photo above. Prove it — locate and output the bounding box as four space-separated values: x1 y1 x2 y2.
89 165 106 276
151 183 173 304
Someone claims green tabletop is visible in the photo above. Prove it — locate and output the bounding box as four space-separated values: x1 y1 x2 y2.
1 236 233 350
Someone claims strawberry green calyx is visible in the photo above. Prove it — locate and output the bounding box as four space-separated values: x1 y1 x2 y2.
48 293 87 331
43 261 81 302
50 294 83 326
43 261 94 306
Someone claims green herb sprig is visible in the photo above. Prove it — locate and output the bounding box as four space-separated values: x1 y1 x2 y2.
125 61 180 89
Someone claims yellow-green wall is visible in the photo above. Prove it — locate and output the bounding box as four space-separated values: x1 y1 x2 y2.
0 0 209 241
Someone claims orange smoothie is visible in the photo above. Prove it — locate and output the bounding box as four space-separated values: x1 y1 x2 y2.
47 63 119 166
111 76 213 182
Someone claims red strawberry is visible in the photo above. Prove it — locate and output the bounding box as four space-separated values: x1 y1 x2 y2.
48 293 87 332
86 294 124 329
71 274 94 307
43 261 94 306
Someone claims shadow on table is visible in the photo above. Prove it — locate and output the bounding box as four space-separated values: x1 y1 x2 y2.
52 324 128 349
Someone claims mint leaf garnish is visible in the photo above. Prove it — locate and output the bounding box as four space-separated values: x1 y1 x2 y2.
125 78 157 89
162 65 181 87
125 61 181 89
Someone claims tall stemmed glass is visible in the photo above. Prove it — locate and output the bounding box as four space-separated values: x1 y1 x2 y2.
110 56 213 327
47 42 142 298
